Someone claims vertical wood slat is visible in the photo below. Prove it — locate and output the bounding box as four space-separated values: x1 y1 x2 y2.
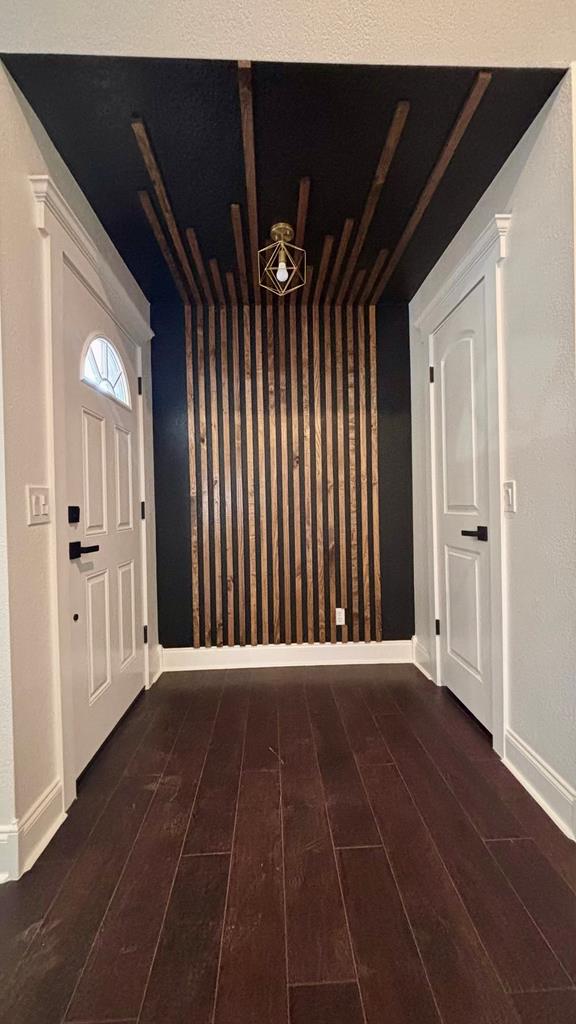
210 260 234 645
227 274 246 645
301 271 314 644
346 304 360 641
334 304 349 643
312 302 325 642
254 303 269 644
196 306 211 645
184 305 200 647
290 298 303 643
266 295 281 643
278 299 292 643
357 306 371 641
243 304 258 644
369 304 382 639
208 306 224 645
323 304 337 642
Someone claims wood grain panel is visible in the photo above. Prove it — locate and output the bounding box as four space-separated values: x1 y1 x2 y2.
301 282 315 643
368 305 382 638
208 305 224 645
226 275 246 645
334 304 349 642
184 305 200 647
196 306 212 645
243 304 258 645
237 61 260 300
357 307 371 641
278 298 292 642
346 304 360 641
290 297 303 642
254 301 269 643
216 286 234 645
312 302 326 642
138 191 189 305
324 304 337 641
267 295 281 643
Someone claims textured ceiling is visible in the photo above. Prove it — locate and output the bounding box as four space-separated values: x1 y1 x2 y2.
1 55 564 304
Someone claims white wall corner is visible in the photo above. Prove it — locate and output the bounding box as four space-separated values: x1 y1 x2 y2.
411 636 433 681
0 778 66 882
148 643 163 687
161 640 413 672
504 729 576 841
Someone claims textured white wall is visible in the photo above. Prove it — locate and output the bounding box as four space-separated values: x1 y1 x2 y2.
1 0 576 66
0 67 156 833
410 71 576 793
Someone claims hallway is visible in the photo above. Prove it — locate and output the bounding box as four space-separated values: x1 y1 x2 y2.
1 666 575 1024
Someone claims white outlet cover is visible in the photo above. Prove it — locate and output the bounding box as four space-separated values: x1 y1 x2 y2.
335 607 346 626
503 480 517 514
26 485 50 525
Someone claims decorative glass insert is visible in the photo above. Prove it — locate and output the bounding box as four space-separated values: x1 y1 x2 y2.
82 337 130 407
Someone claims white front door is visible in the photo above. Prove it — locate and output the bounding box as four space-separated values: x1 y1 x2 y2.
64 267 144 776
432 280 492 731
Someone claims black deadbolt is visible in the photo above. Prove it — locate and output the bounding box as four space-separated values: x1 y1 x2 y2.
68 505 80 524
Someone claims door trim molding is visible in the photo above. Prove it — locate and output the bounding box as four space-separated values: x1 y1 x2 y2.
30 175 152 825
416 214 511 757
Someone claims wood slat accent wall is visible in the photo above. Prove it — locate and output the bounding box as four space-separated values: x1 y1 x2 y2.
185 299 382 647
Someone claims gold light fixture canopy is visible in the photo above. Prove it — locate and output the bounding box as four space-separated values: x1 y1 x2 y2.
258 222 306 297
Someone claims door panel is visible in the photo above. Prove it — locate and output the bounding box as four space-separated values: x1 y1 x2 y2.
64 264 144 775
433 280 492 730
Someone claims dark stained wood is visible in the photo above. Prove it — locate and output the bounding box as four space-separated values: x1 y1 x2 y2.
306 684 380 847
184 304 201 647
368 304 382 637
226 273 247 645
186 226 215 305
65 686 221 1022
334 304 348 642
294 176 311 250
183 686 250 855
267 293 281 643
237 60 260 299
331 685 392 765
209 257 226 306
231 203 250 306
254 300 270 643
290 297 303 643
336 100 410 304
214 770 287 1024
312 302 326 642
314 234 335 304
139 853 229 1024
132 121 201 303
208 304 224 645
1 700 188 1024
347 268 366 306
138 190 189 305
278 297 293 642
243 303 258 644
301 281 315 643
346 304 359 640
376 73 492 297
243 682 279 771
374 712 572 992
324 303 337 641
289 982 365 1024
325 218 355 304
278 682 317 775
362 763 521 1024
210 261 234 644
338 846 441 1024
512 991 576 1024
196 305 212 645
357 306 370 639
487 837 576 983
359 248 388 305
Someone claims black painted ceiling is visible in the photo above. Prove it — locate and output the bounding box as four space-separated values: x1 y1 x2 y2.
1 55 564 304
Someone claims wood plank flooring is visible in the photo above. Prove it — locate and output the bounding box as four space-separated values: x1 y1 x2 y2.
1 665 575 1024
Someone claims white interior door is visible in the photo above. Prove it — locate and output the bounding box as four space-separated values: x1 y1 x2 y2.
64 266 144 776
432 280 492 731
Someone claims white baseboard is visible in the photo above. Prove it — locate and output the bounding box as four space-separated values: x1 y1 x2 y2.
504 729 576 841
161 639 413 673
0 778 66 882
412 636 433 681
148 643 163 687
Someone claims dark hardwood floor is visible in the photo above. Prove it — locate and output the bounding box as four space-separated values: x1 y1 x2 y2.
1 664 575 1024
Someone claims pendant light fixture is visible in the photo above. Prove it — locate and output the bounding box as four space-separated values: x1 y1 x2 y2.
258 222 306 296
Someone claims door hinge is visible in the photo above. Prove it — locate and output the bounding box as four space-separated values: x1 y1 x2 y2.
429 366 435 383
435 618 441 636
143 625 148 644
141 500 146 520
137 376 143 395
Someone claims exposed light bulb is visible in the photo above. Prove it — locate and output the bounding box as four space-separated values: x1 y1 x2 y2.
276 259 289 283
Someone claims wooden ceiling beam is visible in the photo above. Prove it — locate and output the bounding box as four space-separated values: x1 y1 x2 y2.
359 248 389 305
237 60 260 300
186 228 215 306
291 176 311 307
138 190 189 306
375 71 492 301
313 236 335 305
325 218 355 305
302 265 314 305
226 271 238 307
209 258 226 306
230 204 250 306
132 118 201 304
336 101 410 304
347 268 366 306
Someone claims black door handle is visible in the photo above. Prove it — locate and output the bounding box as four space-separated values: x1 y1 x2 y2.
461 526 488 541
69 541 100 560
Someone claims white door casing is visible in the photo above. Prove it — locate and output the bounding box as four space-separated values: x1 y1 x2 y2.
31 176 153 807
414 214 510 755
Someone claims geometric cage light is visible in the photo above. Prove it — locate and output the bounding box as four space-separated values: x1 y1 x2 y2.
258 221 306 297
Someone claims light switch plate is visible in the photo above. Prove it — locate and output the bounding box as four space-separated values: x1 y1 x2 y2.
503 480 517 514
26 485 50 525
335 607 346 626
